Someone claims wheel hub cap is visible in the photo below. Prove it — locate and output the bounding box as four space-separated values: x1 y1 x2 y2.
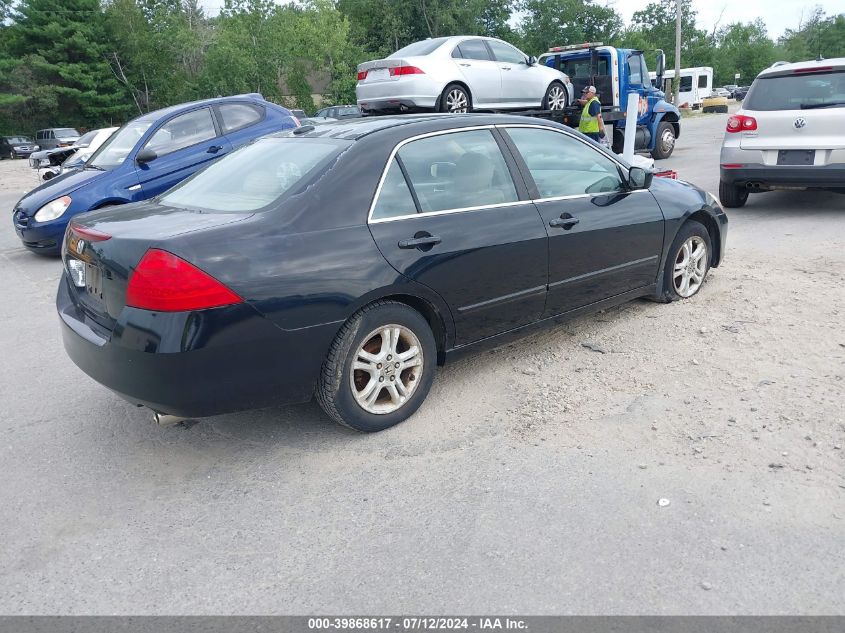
673 236 708 298
351 325 424 415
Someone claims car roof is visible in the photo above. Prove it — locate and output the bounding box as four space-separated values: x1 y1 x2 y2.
265 113 566 141
134 93 269 123
759 57 845 78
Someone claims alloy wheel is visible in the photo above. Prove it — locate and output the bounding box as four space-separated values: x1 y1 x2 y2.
350 324 424 414
661 127 675 153
446 89 468 113
547 86 566 110
673 236 708 297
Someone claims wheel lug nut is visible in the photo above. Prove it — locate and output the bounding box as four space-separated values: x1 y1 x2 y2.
377 363 382 369
379 377 384 382
390 376 395 381
395 362 400 368
387 355 392 360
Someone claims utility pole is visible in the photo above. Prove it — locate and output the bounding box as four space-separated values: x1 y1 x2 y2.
673 0 682 106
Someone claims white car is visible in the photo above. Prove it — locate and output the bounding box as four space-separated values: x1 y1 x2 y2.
712 87 731 98
718 57 845 207
356 36 573 114
29 127 118 179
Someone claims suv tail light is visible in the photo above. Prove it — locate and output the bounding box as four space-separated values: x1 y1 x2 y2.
726 114 757 133
389 66 424 77
126 248 242 312
357 70 368 81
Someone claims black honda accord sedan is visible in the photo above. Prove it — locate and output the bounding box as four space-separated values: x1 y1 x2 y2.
58 114 727 432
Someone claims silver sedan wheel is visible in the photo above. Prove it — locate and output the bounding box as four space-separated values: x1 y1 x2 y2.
351 324 424 415
673 236 708 297
547 85 567 110
446 88 468 113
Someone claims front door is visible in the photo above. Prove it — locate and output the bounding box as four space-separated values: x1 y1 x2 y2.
368 128 548 346
501 125 665 316
136 107 232 197
486 39 539 108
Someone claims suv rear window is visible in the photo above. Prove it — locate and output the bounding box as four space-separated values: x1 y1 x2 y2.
744 70 845 111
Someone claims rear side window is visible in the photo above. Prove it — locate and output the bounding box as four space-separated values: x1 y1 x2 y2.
680 76 692 91
744 70 845 111
457 39 492 61
218 103 264 133
397 129 518 212
372 160 417 220
145 108 217 156
505 127 623 197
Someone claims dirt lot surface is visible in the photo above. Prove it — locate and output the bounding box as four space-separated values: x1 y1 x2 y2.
0 111 843 614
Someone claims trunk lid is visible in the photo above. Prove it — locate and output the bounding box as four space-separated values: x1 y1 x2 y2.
357 58 412 83
62 201 251 334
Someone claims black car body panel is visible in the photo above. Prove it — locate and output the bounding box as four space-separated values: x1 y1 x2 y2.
58 114 727 418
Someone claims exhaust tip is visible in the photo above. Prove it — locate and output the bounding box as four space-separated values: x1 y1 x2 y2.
153 412 189 427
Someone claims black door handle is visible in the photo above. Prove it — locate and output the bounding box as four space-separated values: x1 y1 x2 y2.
398 234 441 250
549 215 579 229
207 145 223 153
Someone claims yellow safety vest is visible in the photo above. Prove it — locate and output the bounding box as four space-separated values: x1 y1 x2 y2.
579 96 601 134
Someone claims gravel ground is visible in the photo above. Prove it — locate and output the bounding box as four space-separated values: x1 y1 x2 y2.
0 112 843 615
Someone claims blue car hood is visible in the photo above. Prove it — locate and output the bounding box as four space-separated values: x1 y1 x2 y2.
14 168 106 213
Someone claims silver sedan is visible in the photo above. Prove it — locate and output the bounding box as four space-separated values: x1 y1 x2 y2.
356 36 573 114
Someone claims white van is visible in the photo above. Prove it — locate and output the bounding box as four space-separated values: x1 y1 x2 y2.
650 67 713 109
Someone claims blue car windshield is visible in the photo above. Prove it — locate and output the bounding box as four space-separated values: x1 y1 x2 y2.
88 121 153 169
160 137 350 213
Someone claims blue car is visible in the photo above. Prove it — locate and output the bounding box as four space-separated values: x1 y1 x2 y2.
12 94 298 255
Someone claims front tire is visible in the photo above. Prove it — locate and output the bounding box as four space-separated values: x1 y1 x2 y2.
719 179 748 208
662 221 712 301
317 300 437 432
651 121 676 159
438 83 471 113
542 81 568 110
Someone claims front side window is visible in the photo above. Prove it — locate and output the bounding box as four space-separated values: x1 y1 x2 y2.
218 103 263 133
397 129 518 212
487 40 526 65
88 120 153 169
628 54 643 85
505 127 624 197
160 137 348 213
144 108 217 156
371 159 417 220
457 39 492 61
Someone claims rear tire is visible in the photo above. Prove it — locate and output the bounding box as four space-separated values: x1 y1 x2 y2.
719 179 748 208
651 121 676 159
438 84 471 113
317 300 437 432
542 81 568 110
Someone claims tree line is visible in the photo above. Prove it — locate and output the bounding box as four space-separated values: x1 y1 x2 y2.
0 0 842 134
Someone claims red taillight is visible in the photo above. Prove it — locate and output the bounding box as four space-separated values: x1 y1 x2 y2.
389 66 424 77
726 114 757 133
357 70 368 81
70 221 111 242
721 163 743 169
126 248 242 312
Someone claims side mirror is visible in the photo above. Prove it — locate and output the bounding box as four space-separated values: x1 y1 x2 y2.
135 147 158 164
527 55 537 66
655 50 666 79
628 166 653 190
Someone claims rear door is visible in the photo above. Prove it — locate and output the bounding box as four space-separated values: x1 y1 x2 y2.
486 39 541 108
136 107 232 197
368 127 548 346
451 39 501 106
501 125 664 316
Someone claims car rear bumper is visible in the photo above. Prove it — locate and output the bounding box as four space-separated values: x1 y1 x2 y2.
357 77 441 112
720 163 845 189
57 276 338 418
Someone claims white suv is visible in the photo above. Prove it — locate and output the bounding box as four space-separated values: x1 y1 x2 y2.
718 58 845 207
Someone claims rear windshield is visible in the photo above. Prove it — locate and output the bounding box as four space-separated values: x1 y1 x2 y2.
744 70 845 111
390 37 449 58
159 137 350 213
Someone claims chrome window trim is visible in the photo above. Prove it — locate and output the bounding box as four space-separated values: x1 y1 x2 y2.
367 122 648 224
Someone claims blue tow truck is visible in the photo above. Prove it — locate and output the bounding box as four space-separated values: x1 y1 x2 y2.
538 42 681 160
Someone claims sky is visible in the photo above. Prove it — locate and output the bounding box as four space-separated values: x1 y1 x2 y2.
199 0 843 39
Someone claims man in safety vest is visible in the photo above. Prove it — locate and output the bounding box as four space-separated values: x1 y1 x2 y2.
577 85 606 143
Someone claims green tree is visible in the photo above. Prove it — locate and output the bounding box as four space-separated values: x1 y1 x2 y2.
712 19 778 85
2 0 132 130
519 0 624 55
